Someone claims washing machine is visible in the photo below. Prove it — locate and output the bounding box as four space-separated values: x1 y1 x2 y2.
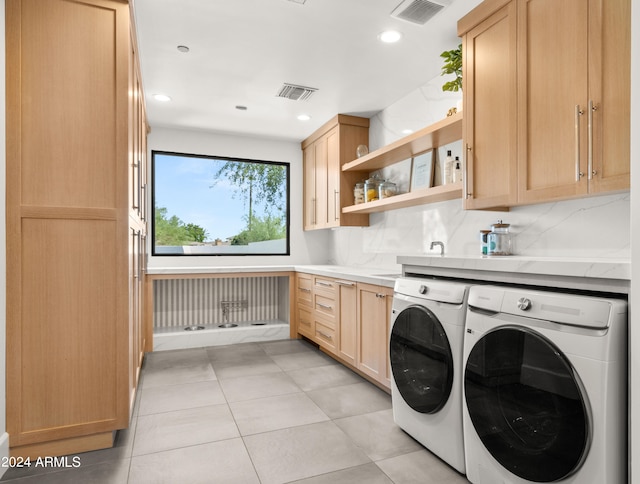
462 285 627 484
390 276 472 474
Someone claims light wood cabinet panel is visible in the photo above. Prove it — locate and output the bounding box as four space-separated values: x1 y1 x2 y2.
301 115 369 230
337 280 357 366
6 0 147 458
517 0 590 203
356 283 392 387
462 1 517 209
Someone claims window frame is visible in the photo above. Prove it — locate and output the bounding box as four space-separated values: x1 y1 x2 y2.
151 150 291 257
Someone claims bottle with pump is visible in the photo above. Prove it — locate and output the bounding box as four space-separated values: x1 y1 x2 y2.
443 150 453 185
453 157 462 183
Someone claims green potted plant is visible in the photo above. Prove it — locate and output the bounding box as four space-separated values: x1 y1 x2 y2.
440 44 462 92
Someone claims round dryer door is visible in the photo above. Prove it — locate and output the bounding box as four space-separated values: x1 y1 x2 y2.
464 327 590 483
390 305 454 414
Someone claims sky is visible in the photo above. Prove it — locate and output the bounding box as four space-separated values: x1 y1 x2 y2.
153 153 285 242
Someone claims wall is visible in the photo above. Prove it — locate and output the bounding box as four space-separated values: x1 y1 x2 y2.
147 126 330 268
327 76 630 270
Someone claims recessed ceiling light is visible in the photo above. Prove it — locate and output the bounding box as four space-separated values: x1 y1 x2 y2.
177 45 190 53
378 30 402 43
297 114 311 121
153 94 171 102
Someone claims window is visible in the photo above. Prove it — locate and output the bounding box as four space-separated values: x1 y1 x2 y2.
152 151 290 256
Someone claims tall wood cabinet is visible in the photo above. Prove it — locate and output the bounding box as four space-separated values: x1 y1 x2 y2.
459 0 630 209
6 0 148 458
301 115 369 230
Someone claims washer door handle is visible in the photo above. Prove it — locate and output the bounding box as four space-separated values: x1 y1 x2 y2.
517 297 532 311
419 285 428 295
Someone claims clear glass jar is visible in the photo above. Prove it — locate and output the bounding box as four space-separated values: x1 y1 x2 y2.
488 221 512 256
378 180 397 199
354 182 365 205
364 175 381 202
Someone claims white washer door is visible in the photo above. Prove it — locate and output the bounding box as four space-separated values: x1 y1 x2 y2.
390 304 454 414
464 326 591 482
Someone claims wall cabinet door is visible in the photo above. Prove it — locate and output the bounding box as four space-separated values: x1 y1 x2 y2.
462 1 517 210
517 0 630 203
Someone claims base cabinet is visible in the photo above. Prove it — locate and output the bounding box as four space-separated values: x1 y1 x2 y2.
355 283 393 388
295 273 392 390
6 0 147 458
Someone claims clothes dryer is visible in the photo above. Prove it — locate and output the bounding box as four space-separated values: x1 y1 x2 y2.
462 285 627 484
390 277 471 474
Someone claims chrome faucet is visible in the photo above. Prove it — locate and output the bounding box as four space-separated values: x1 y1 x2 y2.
430 241 445 256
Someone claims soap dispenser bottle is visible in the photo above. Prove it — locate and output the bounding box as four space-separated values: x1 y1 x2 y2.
453 157 462 183
443 150 453 185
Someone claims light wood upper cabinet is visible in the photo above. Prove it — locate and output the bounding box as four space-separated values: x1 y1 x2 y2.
301 115 369 230
459 0 630 209
461 1 517 210
6 0 147 458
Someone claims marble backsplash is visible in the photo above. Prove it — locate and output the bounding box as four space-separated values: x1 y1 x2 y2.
327 76 631 268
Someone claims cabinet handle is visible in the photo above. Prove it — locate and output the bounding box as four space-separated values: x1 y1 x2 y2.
588 100 597 180
334 190 340 221
336 280 355 287
376 293 386 298
299 287 311 293
312 197 317 225
465 144 472 199
316 280 333 287
316 302 333 310
316 330 333 341
575 105 584 182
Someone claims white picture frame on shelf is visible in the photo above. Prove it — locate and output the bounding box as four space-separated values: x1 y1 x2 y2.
410 150 434 191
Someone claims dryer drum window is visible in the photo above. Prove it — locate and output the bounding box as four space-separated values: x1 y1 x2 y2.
464 327 590 482
390 305 454 414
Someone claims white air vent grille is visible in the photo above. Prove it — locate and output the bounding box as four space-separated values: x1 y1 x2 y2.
391 0 451 25
276 83 317 101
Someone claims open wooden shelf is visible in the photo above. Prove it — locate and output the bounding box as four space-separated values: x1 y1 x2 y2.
342 111 463 173
342 182 463 214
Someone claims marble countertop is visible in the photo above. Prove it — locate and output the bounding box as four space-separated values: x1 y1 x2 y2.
145 256 631 293
146 264 400 288
398 255 630 293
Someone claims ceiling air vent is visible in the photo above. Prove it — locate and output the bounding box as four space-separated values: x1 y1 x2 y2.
276 83 318 101
390 0 451 25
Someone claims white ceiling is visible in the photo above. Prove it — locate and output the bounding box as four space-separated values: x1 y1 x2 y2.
133 0 480 142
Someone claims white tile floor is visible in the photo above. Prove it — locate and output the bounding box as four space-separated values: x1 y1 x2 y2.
1 339 470 483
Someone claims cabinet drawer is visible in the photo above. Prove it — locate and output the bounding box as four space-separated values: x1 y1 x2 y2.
297 306 314 338
315 320 337 353
297 274 313 306
313 276 336 295
314 293 337 322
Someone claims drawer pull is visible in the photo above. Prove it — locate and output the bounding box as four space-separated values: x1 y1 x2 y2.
316 280 333 287
316 302 333 310
299 288 311 293
316 330 333 341
336 280 355 287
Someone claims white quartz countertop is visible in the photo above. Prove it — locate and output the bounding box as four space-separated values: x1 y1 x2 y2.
146 265 400 288
145 256 630 293
398 255 630 293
